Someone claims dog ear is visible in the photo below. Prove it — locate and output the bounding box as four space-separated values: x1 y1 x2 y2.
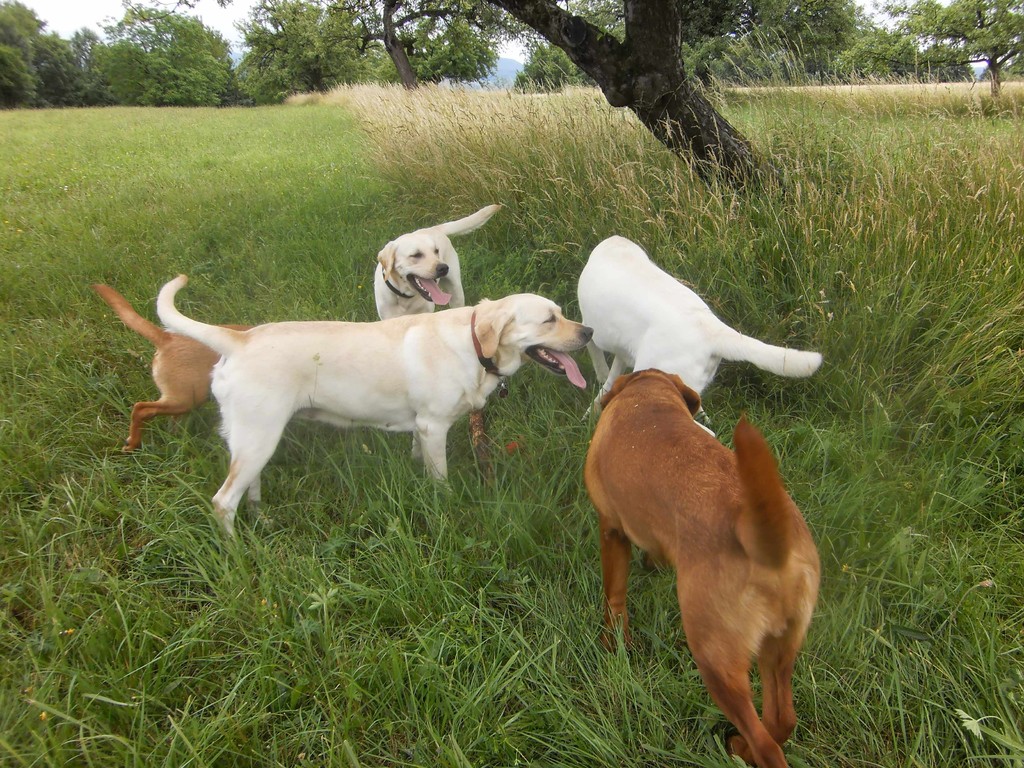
665 373 702 416
473 301 509 360
377 242 397 276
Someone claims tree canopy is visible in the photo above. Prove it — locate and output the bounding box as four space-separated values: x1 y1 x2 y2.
239 0 377 103
101 8 234 106
340 0 507 87
885 0 1023 95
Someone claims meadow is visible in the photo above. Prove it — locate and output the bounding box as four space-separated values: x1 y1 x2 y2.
1 83 1022 766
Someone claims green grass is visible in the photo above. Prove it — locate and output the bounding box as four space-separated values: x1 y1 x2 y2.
2 88 1023 766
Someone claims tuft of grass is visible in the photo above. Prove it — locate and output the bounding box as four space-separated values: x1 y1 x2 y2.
2 86 1022 767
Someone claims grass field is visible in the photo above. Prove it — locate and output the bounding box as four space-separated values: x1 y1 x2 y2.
1 84 1022 767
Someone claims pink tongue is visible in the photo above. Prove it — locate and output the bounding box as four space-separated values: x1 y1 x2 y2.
419 278 452 305
549 350 587 389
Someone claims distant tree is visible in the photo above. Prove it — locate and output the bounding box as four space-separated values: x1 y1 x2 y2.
239 0 373 103
885 0 1023 96
406 14 497 82
0 0 44 105
514 39 593 89
100 9 234 106
836 24 923 78
70 29 114 105
752 0 859 76
32 33 81 105
0 41 31 105
0 0 40 51
686 0 860 83
341 0 506 87
836 21 972 80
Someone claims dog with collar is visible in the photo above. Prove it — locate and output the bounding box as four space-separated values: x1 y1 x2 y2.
374 204 500 321
157 274 591 536
578 236 822 402
585 369 820 768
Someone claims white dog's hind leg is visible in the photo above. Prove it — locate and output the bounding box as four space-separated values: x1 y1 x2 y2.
212 419 288 537
247 473 261 508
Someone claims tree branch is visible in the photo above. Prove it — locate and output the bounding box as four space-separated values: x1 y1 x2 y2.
491 0 632 104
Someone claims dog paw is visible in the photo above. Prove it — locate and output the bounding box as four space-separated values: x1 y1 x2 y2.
727 734 756 765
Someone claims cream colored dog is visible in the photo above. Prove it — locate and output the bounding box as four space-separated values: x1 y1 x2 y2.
374 204 500 320
157 274 591 536
578 236 823 401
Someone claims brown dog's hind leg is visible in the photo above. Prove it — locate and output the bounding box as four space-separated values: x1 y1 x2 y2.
599 519 633 648
125 399 194 451
757 632 802 748
692 647 789 768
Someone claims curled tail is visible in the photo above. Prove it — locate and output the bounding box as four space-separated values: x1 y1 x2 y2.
92 284 168 347
156 275 246 358
438 204 501 236
732 415 793 569
716 328 822 378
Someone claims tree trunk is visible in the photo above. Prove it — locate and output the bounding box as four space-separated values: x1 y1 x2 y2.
490 0 763 186
624 69 758 186
383 0 418 89
988 60 1001 98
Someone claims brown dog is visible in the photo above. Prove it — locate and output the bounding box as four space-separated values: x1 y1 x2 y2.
584 369 820 768
92 284 250 451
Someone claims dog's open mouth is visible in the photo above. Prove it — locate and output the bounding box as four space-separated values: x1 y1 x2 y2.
407 275 452 305
526 346 587 389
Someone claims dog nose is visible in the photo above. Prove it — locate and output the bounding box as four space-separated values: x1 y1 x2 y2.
435 263 449 277
579 325 594 343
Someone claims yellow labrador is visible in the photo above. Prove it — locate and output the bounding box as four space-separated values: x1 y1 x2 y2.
157 275 591 536
374 204 500 320
578 236 822 402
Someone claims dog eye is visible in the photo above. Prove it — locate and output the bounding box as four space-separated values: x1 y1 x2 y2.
434 248 440 255
545 315 556 324
411 252 423 260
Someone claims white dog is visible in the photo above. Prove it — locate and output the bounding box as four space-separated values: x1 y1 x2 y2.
374 204 501 320
157 274 591 536
578 236 822 400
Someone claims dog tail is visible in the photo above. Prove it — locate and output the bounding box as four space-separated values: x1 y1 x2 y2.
733 415 793 569
438 204 501 237
92 284 169 347
156 275 246 357
716 328 822 379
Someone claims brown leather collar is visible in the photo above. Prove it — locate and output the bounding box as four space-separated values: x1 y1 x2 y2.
471 311 501 375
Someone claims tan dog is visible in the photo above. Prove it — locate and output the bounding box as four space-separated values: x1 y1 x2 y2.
157 275 592 536
584 369 820 768
92 284 250 451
